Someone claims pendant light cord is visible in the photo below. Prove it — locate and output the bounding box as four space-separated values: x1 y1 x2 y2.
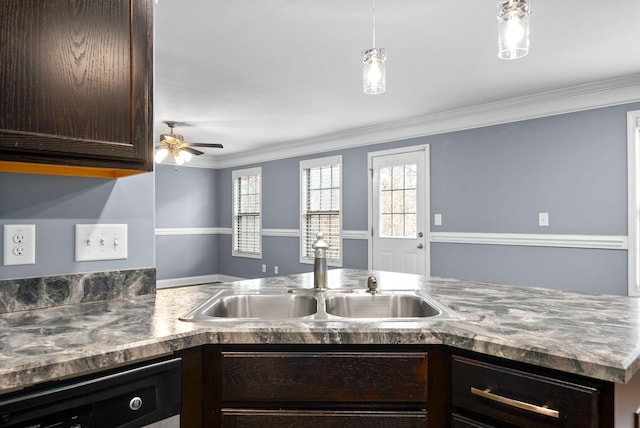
372 0 376 48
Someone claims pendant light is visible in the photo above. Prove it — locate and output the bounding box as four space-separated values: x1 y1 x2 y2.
362 0 386 94
497 0 531 60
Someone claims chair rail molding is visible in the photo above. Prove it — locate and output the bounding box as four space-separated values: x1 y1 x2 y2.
430 232 628 250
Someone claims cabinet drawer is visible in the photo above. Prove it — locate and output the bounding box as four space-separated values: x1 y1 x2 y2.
452 356 599 427
221 409 427 427
221 352 428 403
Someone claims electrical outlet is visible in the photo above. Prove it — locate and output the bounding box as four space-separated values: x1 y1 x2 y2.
262 264 266 273
539 212 549 227
3 224 36 265
274 266 279 274
75 224 128 261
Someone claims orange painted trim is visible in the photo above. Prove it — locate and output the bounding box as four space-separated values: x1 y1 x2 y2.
0 161 148 179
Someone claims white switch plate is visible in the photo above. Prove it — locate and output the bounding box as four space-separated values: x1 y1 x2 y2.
539 212 550 227
274 266 279 274
3 224 36 265
75 224 128 262
434 214 442 226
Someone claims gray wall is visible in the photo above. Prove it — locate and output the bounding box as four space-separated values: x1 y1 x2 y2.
155 102 639 295
155 164 219 280
3 101 631 293
0 171 155 280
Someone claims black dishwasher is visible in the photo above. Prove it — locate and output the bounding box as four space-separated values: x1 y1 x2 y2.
0 357 181 428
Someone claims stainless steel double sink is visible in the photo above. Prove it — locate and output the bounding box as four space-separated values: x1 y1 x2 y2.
180 287 456 322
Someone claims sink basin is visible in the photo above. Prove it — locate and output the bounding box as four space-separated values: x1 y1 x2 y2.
180 288 455 322
181 292 318 320
324 294 441 318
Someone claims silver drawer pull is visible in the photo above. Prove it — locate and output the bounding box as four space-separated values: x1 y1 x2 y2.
470 387 560 419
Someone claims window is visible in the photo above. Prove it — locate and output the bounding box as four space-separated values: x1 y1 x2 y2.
232 167 261 258
379 163 417 238
300 156 342 265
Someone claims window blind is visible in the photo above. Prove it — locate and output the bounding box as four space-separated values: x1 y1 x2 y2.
301 157 341 263
233 168 261 257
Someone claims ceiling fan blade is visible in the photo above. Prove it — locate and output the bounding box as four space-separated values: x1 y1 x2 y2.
185 142 224 149
182 146 205 156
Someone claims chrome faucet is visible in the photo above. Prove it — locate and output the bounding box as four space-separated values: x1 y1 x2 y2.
312 232 329 290
367 275 378 294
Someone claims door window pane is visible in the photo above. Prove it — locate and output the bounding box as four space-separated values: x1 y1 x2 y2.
379 164 418 238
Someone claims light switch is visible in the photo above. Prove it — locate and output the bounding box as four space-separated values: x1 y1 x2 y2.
75 224 128 261
539 212 549 227
434 214 442 226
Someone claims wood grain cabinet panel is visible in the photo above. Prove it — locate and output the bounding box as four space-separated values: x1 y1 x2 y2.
204 348 432 428
221 409 427 428
0 0 153 178
220 351 428 404
452 355 600 427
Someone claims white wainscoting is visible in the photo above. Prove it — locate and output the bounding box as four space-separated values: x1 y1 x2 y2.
155 229 627 287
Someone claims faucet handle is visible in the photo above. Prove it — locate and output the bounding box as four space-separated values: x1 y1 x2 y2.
367 275 378 294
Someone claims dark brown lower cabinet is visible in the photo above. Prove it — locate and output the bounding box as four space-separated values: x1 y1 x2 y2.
183 346 614 428
452 413 497 428
451 354 614 428
203 345 439 428
221 409 426 428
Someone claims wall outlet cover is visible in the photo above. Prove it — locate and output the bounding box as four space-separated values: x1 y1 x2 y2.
3 224 36 265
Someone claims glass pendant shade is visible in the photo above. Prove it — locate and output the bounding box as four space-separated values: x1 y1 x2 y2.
497 0 530 60
363 48 386 95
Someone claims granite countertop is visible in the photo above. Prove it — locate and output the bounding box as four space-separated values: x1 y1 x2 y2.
1 268 640 394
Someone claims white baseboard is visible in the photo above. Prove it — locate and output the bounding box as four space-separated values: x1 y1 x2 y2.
156 274 246 289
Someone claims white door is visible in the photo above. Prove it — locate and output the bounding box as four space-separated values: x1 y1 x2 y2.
369 147 429 275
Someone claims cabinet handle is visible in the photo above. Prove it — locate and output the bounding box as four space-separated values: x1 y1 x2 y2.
470 387 560 419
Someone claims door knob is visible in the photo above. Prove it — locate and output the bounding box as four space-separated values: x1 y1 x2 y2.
417 243 424 249
418 232 424 238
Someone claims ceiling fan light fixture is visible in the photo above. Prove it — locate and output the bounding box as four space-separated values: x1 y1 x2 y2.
497 0 531 60
176 149 192 163
154 147 169 163
362 0 386 95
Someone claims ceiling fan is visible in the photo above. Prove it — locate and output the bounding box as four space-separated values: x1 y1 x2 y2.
154 121 223 165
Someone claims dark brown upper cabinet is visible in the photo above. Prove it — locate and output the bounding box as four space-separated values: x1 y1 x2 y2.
0 0 153 178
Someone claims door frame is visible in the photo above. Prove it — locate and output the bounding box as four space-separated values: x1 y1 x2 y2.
367 145 431 275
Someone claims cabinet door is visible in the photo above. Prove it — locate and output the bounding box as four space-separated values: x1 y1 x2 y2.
220 351 428 404
452 413 497 428
0 0 153 177
452 356 599 427
221 409 427 428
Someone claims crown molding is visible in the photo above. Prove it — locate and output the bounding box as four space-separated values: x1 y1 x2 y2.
186 74 640 170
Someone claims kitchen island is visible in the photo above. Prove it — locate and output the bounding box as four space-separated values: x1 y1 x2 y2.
1 269 639 425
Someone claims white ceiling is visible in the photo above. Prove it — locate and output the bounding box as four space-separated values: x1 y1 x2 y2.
154 1 640 167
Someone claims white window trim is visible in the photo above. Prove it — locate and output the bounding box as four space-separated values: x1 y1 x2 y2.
232 166 262 259
299 155 343 267
628 111 640 296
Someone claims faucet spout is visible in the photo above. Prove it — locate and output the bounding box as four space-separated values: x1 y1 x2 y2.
312 233 330 290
